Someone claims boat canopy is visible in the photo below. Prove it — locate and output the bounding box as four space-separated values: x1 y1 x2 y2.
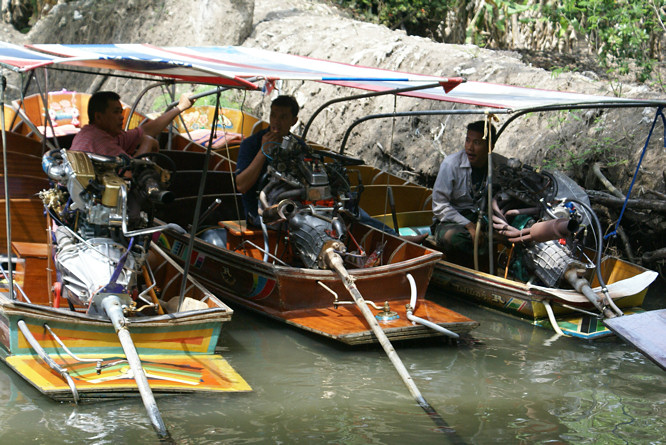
435 80 666 111
2 41 665 111
1 41 462 97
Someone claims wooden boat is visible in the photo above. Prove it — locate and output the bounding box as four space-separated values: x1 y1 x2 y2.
309 87 665 345
155 215 477 345
0 131 250 436
151 129 477 345
0 44 266 436
1 241 251 401
430 254 656 339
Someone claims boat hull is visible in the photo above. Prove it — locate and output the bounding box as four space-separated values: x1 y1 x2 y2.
430 255 656 338
156 224 479 345
0 297 250 400
0 242 251 400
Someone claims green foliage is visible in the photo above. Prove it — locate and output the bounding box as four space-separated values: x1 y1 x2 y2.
335 0 455 37
551 66 579 79
334 0 665 83
543 0 664 82
540 110 630 171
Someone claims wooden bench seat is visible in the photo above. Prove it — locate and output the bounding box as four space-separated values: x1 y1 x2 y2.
11 241 50 305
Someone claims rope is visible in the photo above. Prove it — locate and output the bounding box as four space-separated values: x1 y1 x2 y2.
605 106 665 240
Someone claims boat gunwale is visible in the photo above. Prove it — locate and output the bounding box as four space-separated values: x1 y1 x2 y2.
0 296 233 326
434 252 655 305
160 223 442 281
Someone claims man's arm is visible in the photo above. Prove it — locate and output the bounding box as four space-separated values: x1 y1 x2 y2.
236 149 266 193
235 131 283 193
134 134 159 157
141 94 194 138
432 157 472 227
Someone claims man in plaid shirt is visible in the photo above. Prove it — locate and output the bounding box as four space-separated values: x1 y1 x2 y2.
70 91 194 157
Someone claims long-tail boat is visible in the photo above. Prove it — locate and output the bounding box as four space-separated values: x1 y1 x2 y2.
0 42 256 438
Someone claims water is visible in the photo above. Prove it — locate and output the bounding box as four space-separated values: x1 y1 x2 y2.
1 286 664 444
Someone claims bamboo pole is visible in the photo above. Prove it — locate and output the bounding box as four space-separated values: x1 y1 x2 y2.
101 295 168 439
323 248 465 443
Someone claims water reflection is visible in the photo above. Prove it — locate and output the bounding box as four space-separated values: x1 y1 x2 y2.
0 286 663 444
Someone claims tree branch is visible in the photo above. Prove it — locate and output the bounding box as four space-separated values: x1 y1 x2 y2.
586 189 666 213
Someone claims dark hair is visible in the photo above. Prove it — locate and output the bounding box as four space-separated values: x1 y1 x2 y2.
467 120 497 146
271 95 299 118
88 91 120 124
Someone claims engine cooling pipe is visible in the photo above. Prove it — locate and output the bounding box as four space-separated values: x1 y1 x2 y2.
260 199 298 224
494 217 578 244
509 217 578 243
140 174 174 204
492 198 509 224
42 149 68 182
505 207 540 217
258 187 301 216
17 320 79 403
119 185 185 237
406 274 459 339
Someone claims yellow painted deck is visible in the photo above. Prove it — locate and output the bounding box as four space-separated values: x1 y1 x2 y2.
5 353 250 400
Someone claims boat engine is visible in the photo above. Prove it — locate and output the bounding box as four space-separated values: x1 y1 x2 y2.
257 135 360 269
492 160 595 287
40 149 174 312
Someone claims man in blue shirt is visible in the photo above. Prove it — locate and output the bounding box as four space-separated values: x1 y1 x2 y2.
235 95 420 242
235 95 300 226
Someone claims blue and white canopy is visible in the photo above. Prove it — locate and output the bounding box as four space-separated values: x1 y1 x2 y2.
2 42 664 111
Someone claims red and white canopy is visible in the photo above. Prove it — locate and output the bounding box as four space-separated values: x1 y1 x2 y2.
2 41 664 110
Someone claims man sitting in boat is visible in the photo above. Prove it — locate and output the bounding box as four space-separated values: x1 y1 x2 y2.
235 95 305 227
431 120 508 266
234 95 416 239
70 91 195 157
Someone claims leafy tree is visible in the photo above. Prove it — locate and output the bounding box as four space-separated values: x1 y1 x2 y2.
334 0 665 83
542 0 664 81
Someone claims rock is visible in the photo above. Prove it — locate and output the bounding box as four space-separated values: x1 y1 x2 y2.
27 0 253 46
1 0 32 30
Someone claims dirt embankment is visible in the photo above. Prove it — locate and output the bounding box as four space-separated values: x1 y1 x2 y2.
3 0 665 267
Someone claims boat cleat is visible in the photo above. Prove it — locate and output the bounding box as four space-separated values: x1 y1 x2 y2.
375 301 399 322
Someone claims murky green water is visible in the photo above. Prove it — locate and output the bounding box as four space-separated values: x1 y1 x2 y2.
1 286 664 444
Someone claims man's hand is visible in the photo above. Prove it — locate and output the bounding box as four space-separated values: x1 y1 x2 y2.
141 94 196 138
176 94 195 113
135 134 159 157
261 130 283 147
466 221 486 245
465 221 476 241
